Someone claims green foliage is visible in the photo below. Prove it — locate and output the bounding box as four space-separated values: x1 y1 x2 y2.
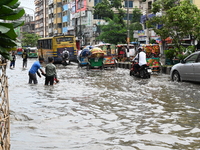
152 0 179 14
94 0 127 44
0 0 25 60
93 0 125 21
164 49 176 60
131 8 142 23
21 32 41 47
149 39 157 44
93 0 114 20
96 15 127 45
129 22 142 42
148 0 200 56
165 45 196 61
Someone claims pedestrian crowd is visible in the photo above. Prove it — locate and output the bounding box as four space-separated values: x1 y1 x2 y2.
9 50 59 86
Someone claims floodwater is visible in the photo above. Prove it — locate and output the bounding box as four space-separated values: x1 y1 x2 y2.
7 57 200 150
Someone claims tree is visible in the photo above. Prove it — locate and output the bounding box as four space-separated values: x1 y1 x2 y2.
131 7 142 23
21 32 41 47
93 0 125 25
148 0 200 54
151 0 180 14
0 0 25 59
94 0 127 44
129 8 143 42
93 0 123 20
96 16 127 45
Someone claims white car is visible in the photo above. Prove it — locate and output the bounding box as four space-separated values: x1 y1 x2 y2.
170 51 200 82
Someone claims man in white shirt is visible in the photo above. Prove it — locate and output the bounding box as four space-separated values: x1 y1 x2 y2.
133 47 147 74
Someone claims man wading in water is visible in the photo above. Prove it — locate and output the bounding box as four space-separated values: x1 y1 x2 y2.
28 57 45 84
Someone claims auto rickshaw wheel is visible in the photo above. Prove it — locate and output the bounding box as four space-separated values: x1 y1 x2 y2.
87 64 90 71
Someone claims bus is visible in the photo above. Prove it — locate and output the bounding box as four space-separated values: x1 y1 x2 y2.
37 35 78 63
24 47 38 58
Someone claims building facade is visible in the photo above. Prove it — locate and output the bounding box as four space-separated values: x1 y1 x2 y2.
33 0 141 45
192 0 200 9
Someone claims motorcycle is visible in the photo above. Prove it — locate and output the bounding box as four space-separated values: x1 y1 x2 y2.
130 61 151 79
61 51 70 66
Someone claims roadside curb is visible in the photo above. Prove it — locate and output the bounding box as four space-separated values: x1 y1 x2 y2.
117 62 172 74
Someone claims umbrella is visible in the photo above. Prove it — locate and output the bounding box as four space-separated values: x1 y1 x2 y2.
90 47 104 58
90 47 104 54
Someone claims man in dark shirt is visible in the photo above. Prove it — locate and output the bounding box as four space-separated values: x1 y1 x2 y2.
10 51 16 69
22 50 28 68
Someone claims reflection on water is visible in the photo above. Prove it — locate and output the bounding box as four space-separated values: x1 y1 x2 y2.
7 57 200 150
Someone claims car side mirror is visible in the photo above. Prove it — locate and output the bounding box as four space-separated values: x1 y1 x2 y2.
180 59 185 63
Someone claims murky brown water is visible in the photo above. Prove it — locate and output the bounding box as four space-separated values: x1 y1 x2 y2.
7 57 200 150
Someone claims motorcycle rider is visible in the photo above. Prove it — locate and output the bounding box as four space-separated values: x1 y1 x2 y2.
62 48 69 60
132 47 147 75
61 48 70 65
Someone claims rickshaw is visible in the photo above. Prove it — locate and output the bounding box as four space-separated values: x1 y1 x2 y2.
141 44 161 73
77 48 91 68
87 47 104 70
96 43 117 69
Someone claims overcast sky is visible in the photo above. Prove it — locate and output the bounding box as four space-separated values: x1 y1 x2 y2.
19 0 35 15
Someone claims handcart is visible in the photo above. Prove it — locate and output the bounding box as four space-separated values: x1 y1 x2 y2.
100 44 117 69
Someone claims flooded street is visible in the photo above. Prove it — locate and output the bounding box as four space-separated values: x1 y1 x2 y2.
7 57 200 150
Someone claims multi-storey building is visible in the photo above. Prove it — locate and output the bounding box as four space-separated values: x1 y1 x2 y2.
48 0 54 37
53 0 63 36
21 14 35 34
35 0 45 37
34 0 141 45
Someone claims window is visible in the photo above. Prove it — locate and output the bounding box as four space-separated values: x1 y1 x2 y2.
94 0 102 6
185 54 198 63
63 22 67 27
58 23 62 28
38 39 52 49
58 13 62 18
125 0 133 8
57 2 62 7
63 11 67 16
56 37 73 43
93 14 101 19
77 0 84 9
196 54 200 62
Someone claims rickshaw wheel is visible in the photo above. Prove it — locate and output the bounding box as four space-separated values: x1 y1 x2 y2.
87 64 90 71
100 64 104 70
114 63 118 69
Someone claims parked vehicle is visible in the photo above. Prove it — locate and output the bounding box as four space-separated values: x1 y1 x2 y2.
17 47 23 55
24 47 38 58
95 43 117 69
170 51 200 82
87 47 104 70
130 61 151 79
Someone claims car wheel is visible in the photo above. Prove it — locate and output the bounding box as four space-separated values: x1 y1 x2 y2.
172 71 180 82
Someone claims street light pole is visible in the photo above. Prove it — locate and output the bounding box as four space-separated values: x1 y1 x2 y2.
145 1 150 44
127 0 130 57
20 6 35 21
